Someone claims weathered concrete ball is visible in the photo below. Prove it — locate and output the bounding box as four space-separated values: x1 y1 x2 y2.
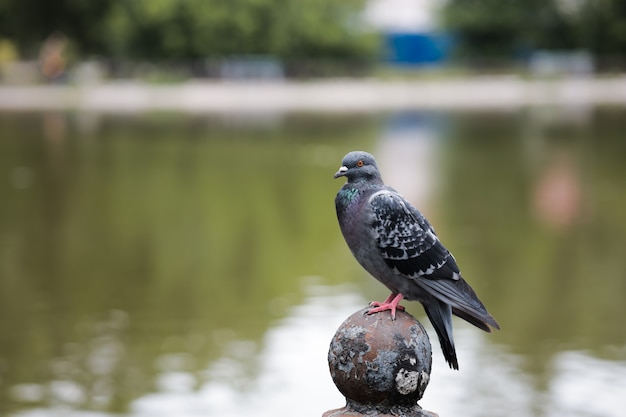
328 307 432 407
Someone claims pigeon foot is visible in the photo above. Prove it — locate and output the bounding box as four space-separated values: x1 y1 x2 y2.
367 293 405 320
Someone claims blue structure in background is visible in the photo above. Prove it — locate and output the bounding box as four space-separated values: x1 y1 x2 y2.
384 32 453 66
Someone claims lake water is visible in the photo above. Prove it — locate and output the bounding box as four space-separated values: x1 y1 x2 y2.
1 107 625 417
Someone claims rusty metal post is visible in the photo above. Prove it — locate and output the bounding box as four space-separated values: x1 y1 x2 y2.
323 307 438 417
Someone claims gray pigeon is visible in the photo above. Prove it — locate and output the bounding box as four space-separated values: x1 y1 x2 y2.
334 150 499 370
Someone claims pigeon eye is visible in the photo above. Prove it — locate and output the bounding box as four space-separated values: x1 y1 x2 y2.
357 160 364 167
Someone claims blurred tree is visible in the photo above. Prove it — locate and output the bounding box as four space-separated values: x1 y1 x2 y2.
0 0 377 62
441 0 626 61
0 0 114 56
576 0 626 56
110 0 377 60
440 0 576 59
441 0 530 58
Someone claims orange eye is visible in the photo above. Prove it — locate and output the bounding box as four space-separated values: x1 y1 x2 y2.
357 160 364 167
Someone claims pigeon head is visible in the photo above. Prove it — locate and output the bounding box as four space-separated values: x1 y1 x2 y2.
334 151 382 183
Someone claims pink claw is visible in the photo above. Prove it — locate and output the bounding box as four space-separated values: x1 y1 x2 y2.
367 293 405 319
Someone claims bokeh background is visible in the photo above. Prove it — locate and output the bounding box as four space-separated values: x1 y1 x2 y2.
1 1 626 417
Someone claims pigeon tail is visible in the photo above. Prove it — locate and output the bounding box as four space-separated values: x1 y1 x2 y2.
423 299 458 370
417 277 500 332
452 307 499 333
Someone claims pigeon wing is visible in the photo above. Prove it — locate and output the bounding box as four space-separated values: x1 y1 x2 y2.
369 190 500 331
369 190 459 280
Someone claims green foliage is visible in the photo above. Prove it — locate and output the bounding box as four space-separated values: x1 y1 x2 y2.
441 0 531 57
441 0 626 59
0 0 378 62
577 0 626 55
0 0 115 56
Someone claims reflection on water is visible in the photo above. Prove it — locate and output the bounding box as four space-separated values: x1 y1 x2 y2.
8 285 626 417
1 108 625 417
131 285 359 417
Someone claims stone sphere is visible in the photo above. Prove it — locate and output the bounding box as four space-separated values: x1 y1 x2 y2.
328 307 432 408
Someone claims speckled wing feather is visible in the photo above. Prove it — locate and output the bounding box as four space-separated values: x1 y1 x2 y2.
369 189 499 331
369 190 460 280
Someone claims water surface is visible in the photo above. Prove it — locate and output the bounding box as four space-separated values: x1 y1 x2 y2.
1 108 625 416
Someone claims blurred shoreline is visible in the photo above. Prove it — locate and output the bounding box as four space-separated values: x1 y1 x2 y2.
1 76 626 112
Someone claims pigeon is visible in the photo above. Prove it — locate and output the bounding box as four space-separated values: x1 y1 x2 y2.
334 150 499 370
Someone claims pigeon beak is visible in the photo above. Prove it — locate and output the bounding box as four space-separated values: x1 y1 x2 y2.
334 166 348 179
